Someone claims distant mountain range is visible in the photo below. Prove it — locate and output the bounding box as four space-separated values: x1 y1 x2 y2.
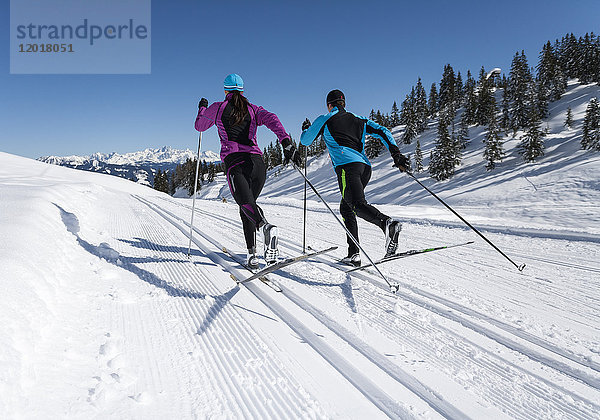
38 146 220 186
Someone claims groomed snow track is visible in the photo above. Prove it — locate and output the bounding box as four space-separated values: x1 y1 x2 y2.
135 195 600 420
134 195 466 419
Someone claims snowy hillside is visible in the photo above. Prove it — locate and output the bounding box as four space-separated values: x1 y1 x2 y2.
201 81 600 236
2 89 600 417
38 146 220 186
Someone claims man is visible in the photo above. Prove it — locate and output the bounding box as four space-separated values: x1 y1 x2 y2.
282 89 409 266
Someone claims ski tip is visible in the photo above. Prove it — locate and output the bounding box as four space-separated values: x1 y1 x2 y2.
518 263 526 272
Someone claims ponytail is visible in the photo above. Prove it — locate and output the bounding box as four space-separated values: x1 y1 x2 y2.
228 91 249 126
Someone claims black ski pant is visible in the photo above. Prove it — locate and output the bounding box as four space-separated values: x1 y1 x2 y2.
224 152 267 251
335 162 389 256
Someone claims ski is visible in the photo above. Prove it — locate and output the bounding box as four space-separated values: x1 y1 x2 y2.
221 247 282 292
235 246 338 284
345 241 474 273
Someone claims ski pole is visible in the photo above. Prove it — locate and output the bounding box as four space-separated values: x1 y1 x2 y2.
403 170 525 272
302 147 307 254
187 131 203 258
292 164 399 293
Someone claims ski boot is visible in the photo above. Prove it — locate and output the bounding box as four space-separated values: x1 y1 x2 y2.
246 246 259 270
340 253 361 267
384 218 402 257
262 223 279 265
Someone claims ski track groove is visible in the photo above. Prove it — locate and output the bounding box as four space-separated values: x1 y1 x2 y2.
425 248 600 322
320 239 599 374
152 196 600 419
162 196 600 376
110 209 179 414
340 281 597 419
145 196 600 419
114 206 239 416
134 208 307 419
109 198 317 418
283 262 600 419
148 211 315 419
108 209 206 415
137 195 460 419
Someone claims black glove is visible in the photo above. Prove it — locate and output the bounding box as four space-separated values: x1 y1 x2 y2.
198 98 208 109
281 138 303 167
391 146 410 172
301 119 311 131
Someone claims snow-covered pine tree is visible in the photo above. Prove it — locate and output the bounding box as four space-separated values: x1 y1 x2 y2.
365 136 384 159
153 169 166 193
463 70 477 125
594 34 600 84
536 40 567 102
582 98 600 150
390 102 400 127
207 163 215 182
201 160 207 182
455 71 464 106
274 140 283 166
399 96 409 125
415 78 429 133
476 66 494 126
168 171 176 195
578 33 596 84
439 64 456 112
429 111 457 181
428 83 439 117
483 97 505 170
186 160 200 196
268 142 278 169
263 147 270 169
564 107 573 129
509 50 534 133
317 134 327 155
519 106 546 162
559 33 580 80
414 139 423 172
534 80 549 120
401 89 418 144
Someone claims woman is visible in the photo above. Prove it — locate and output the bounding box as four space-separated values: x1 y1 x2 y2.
194 74 290 269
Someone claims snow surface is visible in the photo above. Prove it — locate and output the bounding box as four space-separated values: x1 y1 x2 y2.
1 81 600 419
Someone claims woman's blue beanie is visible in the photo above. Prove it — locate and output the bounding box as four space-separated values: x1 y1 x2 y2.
224 73 244 91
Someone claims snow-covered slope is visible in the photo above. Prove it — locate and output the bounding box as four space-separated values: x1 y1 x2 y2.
1 147 600 418
2 81 600 419
38 146 220 186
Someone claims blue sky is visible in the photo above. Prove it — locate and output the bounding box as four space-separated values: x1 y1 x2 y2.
1 0 599 159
